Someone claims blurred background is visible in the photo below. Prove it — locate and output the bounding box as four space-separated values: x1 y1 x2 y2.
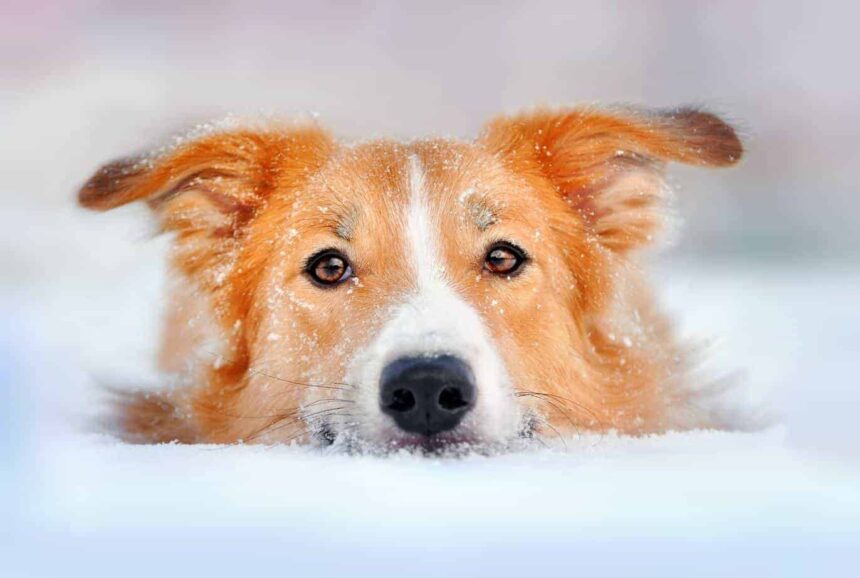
3 0 859 258
2 2 859 576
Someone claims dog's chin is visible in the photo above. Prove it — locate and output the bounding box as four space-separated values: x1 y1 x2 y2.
316 420 537 456
384 431 479 453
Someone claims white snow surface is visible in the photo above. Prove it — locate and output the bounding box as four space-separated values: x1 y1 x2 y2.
2 203 859 577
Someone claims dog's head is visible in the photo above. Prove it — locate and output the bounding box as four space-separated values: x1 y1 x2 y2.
80 107 741 450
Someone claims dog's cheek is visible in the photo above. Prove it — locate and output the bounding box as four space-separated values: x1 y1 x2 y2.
481 263 586 419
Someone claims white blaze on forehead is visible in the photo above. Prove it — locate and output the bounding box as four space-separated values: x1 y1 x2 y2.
340 153 520 444
406 154 445 287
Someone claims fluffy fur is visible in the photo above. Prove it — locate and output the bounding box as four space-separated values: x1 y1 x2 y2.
78 106 743 449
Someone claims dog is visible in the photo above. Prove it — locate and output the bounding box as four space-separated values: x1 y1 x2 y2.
78 105 742 450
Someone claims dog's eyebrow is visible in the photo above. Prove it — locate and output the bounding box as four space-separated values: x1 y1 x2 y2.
329 205 358 241
464 197 499 231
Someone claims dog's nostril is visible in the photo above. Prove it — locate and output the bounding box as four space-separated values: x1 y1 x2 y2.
379 355 476 436
438 386 468 411
387 388 416 412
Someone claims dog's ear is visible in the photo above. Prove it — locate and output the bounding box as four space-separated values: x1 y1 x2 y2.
480 106 743 253
79 124 334 235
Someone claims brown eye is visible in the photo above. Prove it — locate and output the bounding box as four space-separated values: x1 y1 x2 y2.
484 243 527 276
307 250 352 286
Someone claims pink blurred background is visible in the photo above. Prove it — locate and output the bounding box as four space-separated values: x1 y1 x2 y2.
2 0 858 259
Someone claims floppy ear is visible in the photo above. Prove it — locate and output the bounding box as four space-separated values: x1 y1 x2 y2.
79 124 333 230
480 106 743 253
79 124 334 279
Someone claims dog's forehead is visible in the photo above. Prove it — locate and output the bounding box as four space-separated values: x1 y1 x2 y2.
307 138 523 224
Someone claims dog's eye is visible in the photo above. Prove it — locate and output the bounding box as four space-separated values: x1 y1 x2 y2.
307 250 352 287
484 242 527 276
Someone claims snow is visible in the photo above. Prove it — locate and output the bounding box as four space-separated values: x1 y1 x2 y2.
8 429 860 577
2 203 859 576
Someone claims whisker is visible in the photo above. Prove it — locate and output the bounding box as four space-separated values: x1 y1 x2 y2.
247 367 353 391
519 415 551 450
526 413 568 451
514 389 604 425
200 349 357 391
198 405 302 421
302 397 355 408
247 406 350 442
276 412 355 446
515 390 595 415
515 392 581 434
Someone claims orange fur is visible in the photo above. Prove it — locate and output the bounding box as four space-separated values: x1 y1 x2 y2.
79 107 742 445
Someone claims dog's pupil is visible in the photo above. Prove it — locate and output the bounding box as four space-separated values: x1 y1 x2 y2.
318 257 344 280
489 249 515 271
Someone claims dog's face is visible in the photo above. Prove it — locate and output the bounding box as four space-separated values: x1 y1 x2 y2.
80 107 741 449
249 140 586 448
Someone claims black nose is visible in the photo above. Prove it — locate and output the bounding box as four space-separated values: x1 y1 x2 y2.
380 355 476 436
